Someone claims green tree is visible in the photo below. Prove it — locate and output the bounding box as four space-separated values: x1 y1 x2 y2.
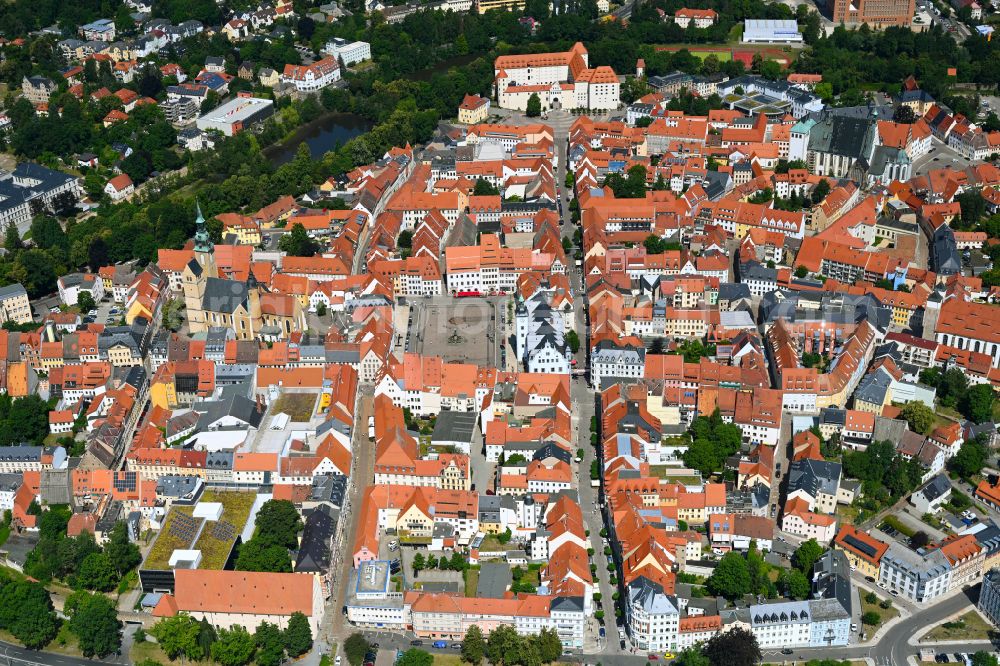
473 178 500 196
211 626 256 666
971 651 999 666
255 622 286 666
950 435 990 479
486 625 522 666
565 329 580 354
794 265 809 278
198 617 217 658
152 615 203 661
861 611 881 626
893 105 917 123
66 591 121 658
462 625 486 664
76 552 116 591
620 75 651 104
961 384 995 423
644 234 666 254
811 179 831 205
0 579 59 649
958 189 987 228
104 521 142 577
17 249 57 298
792 539 825 574
781 569 811 600
279 223 319 257
397 649 434 666
253 500 304 549
284 611 313 657
235 539 292 572
4 225 23 253
900 401 935 434
938 368 970 408
76 290 97 313
702 626 760 666
674 648 711 666
706 552 752 600
533 627 562 663
344 633 370 666
29 216 67 251
525 93 542 118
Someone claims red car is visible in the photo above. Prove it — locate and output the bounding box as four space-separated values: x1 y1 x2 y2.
647 655 659 661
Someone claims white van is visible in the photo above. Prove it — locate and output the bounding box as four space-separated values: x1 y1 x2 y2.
368 415 375 440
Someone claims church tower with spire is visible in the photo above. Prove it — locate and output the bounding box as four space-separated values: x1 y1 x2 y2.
246 264 263 326
182 201 217 331
192 201 218 278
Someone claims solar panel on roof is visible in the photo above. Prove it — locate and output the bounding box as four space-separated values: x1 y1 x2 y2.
114 471 137 492
210 521 236 542
843 534 878 558
168 513 200 542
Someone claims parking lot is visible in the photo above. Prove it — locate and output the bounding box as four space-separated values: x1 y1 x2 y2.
911 139 973 177
35 292 123 325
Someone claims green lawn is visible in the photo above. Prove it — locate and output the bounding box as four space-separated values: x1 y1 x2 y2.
921 611 995 642
655 45 732 61
648 466 701 485
272 392 318 422
464 568 479 597
479 534 507 551
861 591 899 628
433 656 463 666
836 504 860 525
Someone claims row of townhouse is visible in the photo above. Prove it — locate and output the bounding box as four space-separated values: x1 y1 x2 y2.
444 234 564 294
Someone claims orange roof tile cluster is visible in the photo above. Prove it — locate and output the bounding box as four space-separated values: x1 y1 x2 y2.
154 570 317 618
834 525 889 565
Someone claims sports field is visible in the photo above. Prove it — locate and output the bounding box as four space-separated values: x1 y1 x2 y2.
655 44 797 67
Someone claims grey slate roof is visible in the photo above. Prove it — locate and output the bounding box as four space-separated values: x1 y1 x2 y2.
202 277 250 314
854 367 893 405
477 562 512 598
915 473 951 504
627 576 679 614
194 393 265 431
788 458 841 498
431 410 478 445
295 505 337 573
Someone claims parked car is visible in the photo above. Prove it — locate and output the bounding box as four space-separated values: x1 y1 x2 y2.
433 641 448 649
410 641 424 647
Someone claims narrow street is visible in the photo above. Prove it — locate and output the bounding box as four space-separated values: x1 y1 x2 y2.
549 108 628 655
325 394 375 649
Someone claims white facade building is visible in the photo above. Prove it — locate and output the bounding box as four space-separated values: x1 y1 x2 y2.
323 38 372 65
